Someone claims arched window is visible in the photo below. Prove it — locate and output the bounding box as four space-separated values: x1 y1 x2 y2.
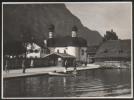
57 49 59 53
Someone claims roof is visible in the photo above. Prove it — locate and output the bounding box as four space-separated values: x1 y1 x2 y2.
43 52 76 59
94 40 131 59
27 39 48 50
33 40 46 49
87 45 100 53
47 36 87 47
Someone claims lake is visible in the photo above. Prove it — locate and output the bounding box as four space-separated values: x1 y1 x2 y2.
3 68 131 97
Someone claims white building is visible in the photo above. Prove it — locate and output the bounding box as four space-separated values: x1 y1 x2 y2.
26 42 50 58
46 26 88 63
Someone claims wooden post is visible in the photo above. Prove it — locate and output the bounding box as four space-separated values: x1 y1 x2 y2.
30 59 34 67
5 59 9 72
22 58 26 73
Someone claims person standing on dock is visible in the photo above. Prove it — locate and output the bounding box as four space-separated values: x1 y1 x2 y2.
73 59 77 74
30 59 34 68
5 60 9 73
64 60 68 73
22 59 26 73
84 62 87 66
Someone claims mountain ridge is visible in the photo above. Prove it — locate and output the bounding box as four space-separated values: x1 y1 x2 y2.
3 4 103 47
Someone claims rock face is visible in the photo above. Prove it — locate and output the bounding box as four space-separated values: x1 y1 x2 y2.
3 4 102 46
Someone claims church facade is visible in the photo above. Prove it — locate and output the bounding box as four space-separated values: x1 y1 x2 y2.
45 26 88 63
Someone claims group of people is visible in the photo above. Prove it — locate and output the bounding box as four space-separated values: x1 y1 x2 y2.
64 59 78 74
5 60 26 74
5 58 87 74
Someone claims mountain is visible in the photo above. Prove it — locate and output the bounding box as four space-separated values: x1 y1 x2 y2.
3 4 103 47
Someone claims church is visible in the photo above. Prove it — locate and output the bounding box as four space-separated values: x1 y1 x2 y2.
45 25 88 63
25 25 88 66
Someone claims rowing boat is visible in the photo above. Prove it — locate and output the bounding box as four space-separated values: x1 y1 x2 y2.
48 72 69 76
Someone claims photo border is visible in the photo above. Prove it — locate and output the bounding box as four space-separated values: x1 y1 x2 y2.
1 1 133 99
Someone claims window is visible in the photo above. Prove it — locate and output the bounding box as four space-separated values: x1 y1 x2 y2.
30 49 33 53
35 56 38 58
46 49 50 54
64 50 66 54
57 49 59 53
35 50 39 53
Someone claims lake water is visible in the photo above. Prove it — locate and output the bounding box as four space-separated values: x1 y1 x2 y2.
3 68 131 97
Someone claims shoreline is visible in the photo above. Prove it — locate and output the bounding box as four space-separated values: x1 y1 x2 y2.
3 64 129 79
3 64 100 79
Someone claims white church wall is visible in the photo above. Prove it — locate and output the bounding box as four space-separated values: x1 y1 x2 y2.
67 46 80 61
53 46 80 60
27 43 40 50
54 47 67 53
26 43 42 58
27 52 41 58
50 46 87 62
80 47 87 62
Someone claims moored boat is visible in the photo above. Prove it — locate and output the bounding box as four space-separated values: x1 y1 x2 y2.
48 72 69 76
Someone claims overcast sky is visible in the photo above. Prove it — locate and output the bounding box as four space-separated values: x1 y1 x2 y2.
66 2 132 39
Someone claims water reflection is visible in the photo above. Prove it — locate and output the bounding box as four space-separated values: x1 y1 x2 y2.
3 69 131 97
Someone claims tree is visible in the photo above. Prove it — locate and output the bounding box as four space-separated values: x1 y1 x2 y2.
103 29 118 41
20 25 35 58
20 25 34 43
3 41 26 56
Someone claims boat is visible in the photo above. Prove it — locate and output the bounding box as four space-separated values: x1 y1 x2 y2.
48 72 69 76
48 70 77 76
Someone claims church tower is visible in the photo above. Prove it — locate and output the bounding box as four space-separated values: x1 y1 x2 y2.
72 25 78 37
48 24 55 38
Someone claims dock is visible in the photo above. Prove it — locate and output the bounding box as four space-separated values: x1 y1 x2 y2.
3 64 100 79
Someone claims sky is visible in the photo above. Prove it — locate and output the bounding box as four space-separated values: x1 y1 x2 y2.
65 2 132 39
